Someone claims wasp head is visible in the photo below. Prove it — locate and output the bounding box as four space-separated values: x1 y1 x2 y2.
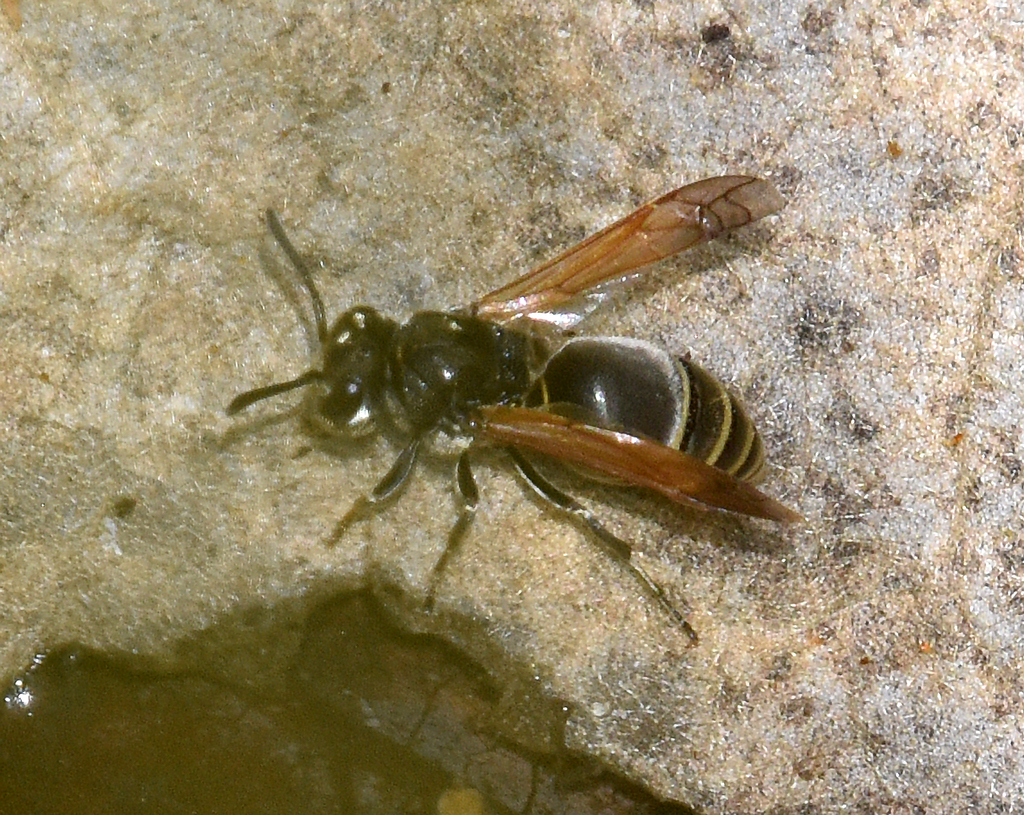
312 306 398 436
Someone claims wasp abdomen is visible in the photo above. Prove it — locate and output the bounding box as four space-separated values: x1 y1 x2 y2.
528 337 765 482
677 358 764 481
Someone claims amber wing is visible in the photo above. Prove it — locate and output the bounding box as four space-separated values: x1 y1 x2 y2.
472 175 784 325
477 405 801 522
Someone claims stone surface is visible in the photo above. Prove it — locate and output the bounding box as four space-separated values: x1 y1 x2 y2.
1 1 1021 812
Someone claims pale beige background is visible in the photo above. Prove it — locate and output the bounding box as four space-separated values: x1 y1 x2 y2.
1 1 1021 812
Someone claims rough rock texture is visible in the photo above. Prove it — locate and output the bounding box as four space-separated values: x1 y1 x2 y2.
1 1 1021 812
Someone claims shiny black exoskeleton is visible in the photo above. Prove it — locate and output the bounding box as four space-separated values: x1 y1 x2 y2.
384 311 536 436
529 337 764 481
227 218 539 445
265 306 539 441
227 185 792 642
226 211 547 540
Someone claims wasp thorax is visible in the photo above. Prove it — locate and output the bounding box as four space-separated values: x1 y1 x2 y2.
385 312 535 435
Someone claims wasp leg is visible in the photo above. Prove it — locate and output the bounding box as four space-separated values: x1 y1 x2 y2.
327 439 422 546
507 448 698 644
426 450 480 610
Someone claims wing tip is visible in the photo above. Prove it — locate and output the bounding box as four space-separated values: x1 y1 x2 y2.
759 500 804 524
729 176 786 221
715 477 802 523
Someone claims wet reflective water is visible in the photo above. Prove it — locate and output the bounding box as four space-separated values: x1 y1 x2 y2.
0 592 694 815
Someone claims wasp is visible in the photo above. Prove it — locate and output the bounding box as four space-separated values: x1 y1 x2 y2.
227 176 800 641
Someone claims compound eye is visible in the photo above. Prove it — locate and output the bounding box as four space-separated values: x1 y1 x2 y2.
317 380 376 436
